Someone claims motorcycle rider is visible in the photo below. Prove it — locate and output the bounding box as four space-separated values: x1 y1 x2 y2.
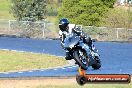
59 18 93 60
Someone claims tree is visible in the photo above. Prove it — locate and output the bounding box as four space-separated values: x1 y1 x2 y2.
103 8 132 28
101 0 115 8
57 0 116 26
11 0 47 21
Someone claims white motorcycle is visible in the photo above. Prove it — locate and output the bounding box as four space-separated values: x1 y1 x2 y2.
63 33 101 70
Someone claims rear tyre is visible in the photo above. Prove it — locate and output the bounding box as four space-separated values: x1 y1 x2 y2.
73 50 88 70
92 56 101 69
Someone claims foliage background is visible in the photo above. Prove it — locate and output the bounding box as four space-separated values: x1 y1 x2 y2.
10 0 47 21
57 0 116 26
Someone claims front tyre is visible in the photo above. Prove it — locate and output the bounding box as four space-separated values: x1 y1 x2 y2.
73 50 88 70
92 56 101 69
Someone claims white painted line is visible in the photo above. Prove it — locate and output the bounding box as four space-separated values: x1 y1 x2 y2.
17 72 23 73
1 49 9 51
72 65 78 67
61 67 66 69
3 73 9 74
0 48 64 58
53 69 58 70
12 50 18 52
40 70 44 71
28 71 33 72
67 67 73 68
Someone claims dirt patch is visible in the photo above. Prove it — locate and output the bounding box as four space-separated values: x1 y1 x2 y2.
0 77 76 88
0 77 131 88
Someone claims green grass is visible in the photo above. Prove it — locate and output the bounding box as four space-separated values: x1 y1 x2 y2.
0 0 57 21
0 0 10 11
0 50 66 72
36 83 132 88
0 0 14 19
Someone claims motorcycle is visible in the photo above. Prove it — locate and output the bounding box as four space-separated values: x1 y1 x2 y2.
63 33 101 70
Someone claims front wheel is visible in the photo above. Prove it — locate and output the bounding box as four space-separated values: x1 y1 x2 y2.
92 56 101 69
73 50 88 70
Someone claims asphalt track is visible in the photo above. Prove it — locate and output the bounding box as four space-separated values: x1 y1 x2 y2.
0 37 132 78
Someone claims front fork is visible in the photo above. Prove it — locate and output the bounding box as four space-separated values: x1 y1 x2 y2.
78 42 99 65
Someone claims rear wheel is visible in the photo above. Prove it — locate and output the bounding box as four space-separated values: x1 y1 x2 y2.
73 50 88 70
92 56 101 69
